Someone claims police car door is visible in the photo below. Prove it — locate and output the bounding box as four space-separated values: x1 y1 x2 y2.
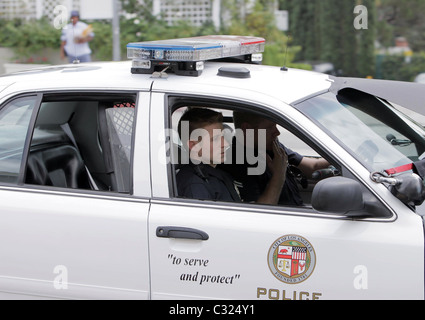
148 92 424 300
0 92 151 299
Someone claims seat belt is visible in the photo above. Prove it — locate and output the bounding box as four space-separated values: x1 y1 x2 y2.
60 123 99 191
384 160 425 180
384 163 414 175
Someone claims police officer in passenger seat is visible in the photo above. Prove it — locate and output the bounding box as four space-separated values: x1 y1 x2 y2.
176 108 241 202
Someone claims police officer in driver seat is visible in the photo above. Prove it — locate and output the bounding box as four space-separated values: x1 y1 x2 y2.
220 111 330 206
176 108 241 202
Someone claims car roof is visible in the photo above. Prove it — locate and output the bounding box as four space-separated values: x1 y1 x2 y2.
0 60 332 105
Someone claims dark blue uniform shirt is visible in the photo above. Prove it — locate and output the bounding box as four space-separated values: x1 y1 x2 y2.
177 162 241 202
220 138 304 206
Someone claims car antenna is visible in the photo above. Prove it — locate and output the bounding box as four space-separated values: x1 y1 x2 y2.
152 66 170 79
72 24 80 64
280 34 291 72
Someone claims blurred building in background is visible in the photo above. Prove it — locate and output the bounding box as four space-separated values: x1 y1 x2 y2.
0 0 222 24
153 0 221 28
0 0 276 31
0 0 80 21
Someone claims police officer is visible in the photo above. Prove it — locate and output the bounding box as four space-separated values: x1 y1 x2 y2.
220 111 330 206
176 108 241 201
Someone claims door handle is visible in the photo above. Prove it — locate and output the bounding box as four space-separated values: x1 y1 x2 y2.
156 226 209 241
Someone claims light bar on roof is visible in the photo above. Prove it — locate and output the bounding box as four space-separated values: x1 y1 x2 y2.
127 35 265 76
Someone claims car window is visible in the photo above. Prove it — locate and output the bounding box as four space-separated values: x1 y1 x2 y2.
169 103 332 207
277 126 320 158
296 89 425 172
167 99 393 218
24 94 136 193
0 96 37 183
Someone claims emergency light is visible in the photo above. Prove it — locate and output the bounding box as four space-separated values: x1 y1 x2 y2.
127 35 265 76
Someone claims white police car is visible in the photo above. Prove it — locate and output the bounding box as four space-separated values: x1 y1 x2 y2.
0 35 425 300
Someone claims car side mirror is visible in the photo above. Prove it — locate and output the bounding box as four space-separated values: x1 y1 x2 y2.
312 177 369 218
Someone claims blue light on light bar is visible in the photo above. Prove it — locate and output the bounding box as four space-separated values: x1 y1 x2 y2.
127 35 265 76
127 35 265 62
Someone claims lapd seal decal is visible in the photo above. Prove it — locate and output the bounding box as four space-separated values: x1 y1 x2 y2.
268 235 316 284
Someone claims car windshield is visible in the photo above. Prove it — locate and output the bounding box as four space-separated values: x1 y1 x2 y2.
295 88 425 172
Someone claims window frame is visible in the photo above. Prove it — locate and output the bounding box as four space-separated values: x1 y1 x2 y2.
2 91 139 195
165 93 394 219
0 93 42 186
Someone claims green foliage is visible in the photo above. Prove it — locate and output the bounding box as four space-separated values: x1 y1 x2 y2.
219 0 300 67
280 0 377 77
90 21 113 61
0 18 61 59
379 53 425 81
376 0 425 51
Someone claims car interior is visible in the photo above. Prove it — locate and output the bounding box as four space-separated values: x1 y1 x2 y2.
169 102 329 207
24 94 136 193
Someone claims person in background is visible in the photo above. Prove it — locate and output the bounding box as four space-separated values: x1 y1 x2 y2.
60 10 94 63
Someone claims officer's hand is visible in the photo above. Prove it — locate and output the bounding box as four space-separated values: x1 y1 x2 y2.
267 140 288 180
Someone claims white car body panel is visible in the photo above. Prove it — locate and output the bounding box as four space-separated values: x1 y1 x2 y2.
0 187 150 299
148 200 423 300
